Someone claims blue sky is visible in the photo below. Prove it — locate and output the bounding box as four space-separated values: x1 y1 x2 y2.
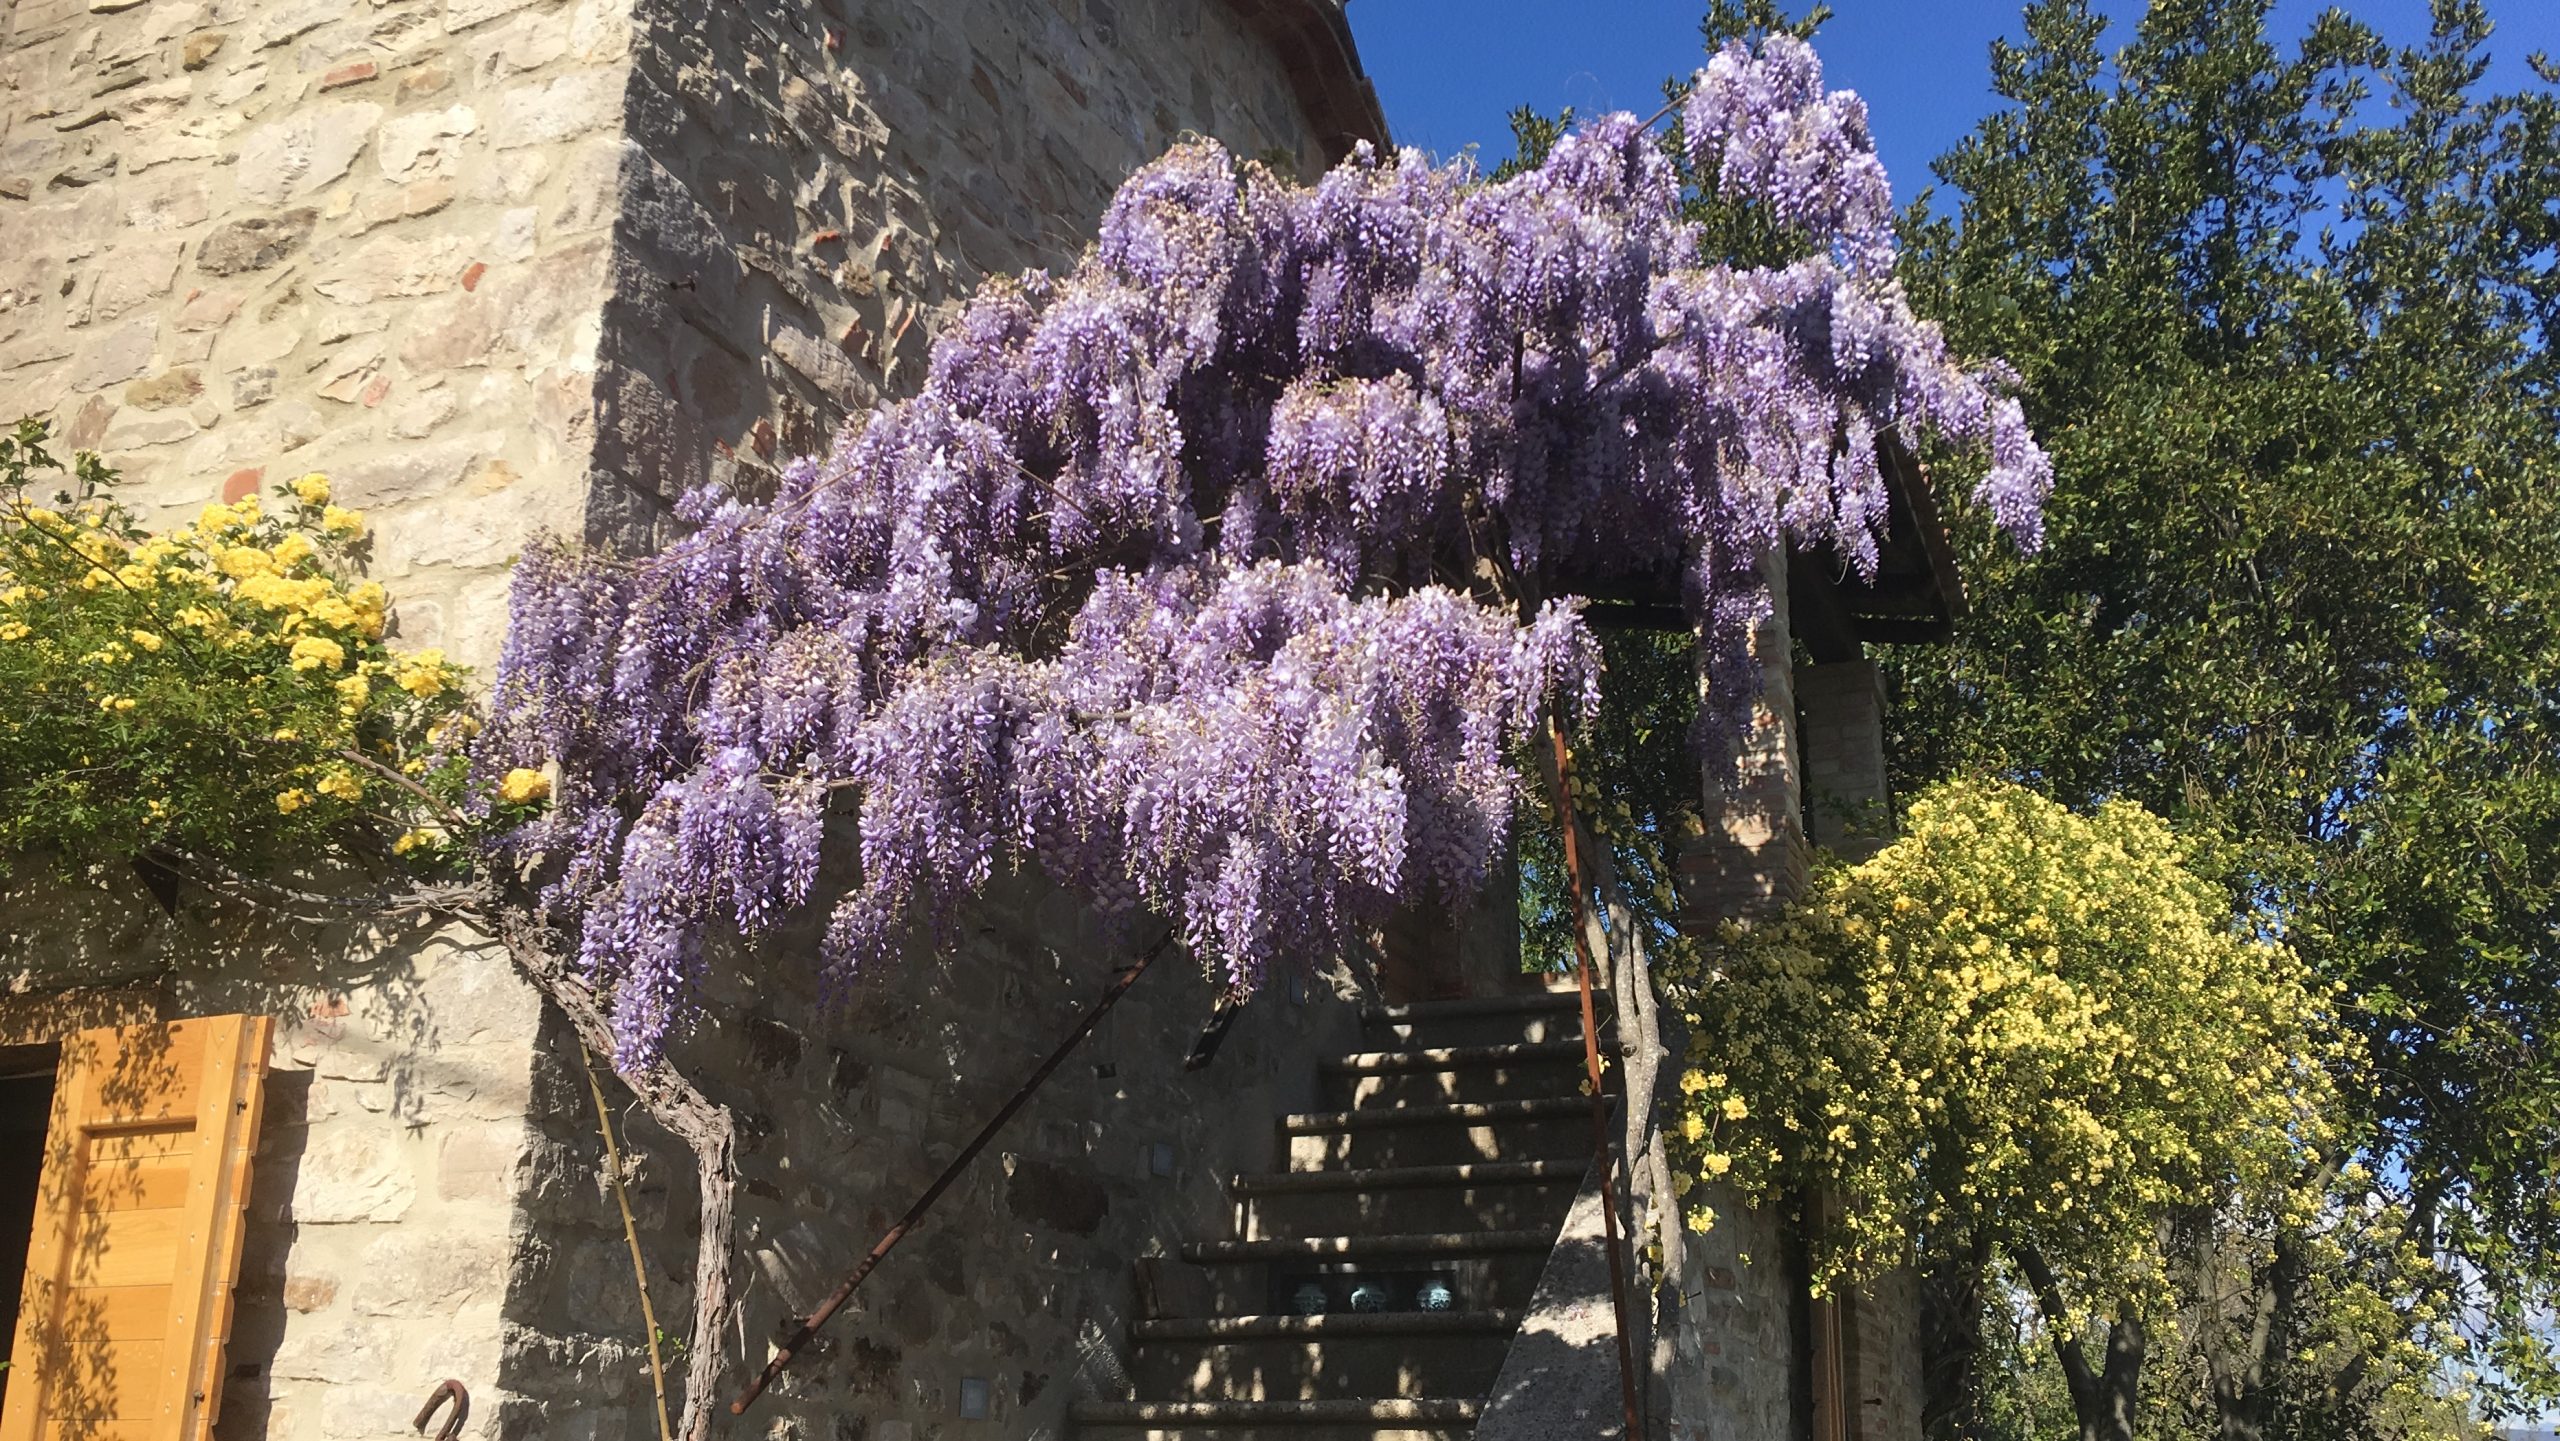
1346 0 2560 205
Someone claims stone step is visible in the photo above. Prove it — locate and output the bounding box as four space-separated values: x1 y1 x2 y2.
1070 1397 1483 1435
1324 1042 1591 1109
1128 1311 1522 1403
1359 994 1586 1025
1232 1159 1589 1195
1179 1230 1556 1319
1133 1310 1523 1341
1282 1098 1592 1133
1181 1251 1549 1317
1359 992 1607 1051
1322 1041 1592 1074
1233 1160 1584 1239
1284 1119 1592 1172
1182 1231 1554 1264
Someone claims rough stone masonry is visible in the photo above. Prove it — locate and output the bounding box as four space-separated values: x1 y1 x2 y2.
1 0 1377 1435
0 0 1923 1434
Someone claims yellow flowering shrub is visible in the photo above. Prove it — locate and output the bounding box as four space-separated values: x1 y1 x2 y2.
1667 778 2341 1311
0 418 481 876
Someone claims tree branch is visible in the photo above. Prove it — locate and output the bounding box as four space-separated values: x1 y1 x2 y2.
153 847 486 924
2013 1241 2103 1412
333 746 472 832
576 1036 676 1441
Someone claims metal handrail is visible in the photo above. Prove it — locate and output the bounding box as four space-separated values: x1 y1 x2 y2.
729 931 1174 1417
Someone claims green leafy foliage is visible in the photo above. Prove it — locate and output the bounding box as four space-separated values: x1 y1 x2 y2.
1668 780 2338 1311
0 418 491 886
1517 626 1703 972
1890 0 2560 1430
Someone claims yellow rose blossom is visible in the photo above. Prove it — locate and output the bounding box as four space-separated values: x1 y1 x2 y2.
292 473 331 505
303 594 358 630
128 629 163 652
288 636 346 671
497 767 552 805
321 505 365 537
392 828 440 855
216 545 275 580
391 648 449 697
0 622 27 642
197 499 258 533
275 788 312 814
315 770 363 802
272 533 316 567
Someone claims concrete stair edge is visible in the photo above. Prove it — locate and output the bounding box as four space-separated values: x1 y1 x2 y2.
1132 1310 1524 1342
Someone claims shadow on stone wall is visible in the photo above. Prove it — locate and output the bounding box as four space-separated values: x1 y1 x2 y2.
3 865 546 1439
498 865 1374 1438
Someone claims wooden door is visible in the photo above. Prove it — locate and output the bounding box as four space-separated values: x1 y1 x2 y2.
0 1015 272 1441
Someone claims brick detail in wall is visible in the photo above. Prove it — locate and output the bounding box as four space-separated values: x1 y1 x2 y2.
1798 658 1893 862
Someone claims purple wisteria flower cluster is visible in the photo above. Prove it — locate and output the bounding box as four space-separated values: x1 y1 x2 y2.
483 35 2050 1062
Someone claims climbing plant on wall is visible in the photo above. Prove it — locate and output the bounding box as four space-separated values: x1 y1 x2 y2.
480 34 2050 1067
3 32 2053 1439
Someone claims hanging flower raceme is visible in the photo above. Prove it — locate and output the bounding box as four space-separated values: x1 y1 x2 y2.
481 34 2050 1062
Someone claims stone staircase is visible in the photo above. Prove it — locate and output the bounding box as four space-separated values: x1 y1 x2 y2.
1073 990 1609 1440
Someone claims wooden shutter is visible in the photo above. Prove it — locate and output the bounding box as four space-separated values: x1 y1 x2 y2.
1 1014 272 1441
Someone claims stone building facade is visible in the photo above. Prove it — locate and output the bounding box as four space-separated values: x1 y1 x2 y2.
0 0 1936 1435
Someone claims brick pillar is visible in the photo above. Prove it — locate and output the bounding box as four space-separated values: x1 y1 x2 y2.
1665 561 1930 1441
1796 661 1925 1440
1797 660 1892 861
1373 852 1531 1003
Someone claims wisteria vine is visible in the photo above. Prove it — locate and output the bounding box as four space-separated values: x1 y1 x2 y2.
482 36 2051 1062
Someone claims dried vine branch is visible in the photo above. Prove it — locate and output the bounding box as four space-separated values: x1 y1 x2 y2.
499 909 737 1441
576 1035 676 1441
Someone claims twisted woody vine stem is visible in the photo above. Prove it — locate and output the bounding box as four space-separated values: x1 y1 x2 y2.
483 33 2051 1068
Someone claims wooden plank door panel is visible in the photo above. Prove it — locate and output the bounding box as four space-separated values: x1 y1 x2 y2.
0 1015 272 1441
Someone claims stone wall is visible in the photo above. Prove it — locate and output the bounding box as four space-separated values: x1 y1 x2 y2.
2 1 1366 1437
499 874 1367 1440
1 0 643 1431
583 0 1339 551
0 0 635 674
0 906 544 1441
